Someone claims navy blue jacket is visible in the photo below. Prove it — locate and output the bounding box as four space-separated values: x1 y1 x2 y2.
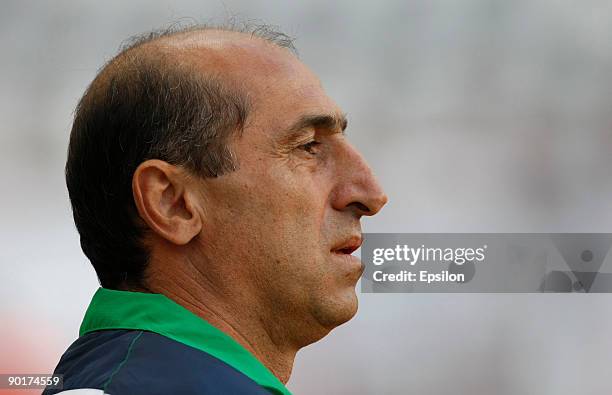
43 329 273 395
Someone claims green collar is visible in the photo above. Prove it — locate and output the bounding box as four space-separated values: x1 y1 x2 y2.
80 287 292 395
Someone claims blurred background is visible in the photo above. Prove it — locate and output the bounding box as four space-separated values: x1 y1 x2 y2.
2 0 612 394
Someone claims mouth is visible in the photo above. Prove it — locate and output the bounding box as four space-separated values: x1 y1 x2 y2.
330 235 365 279
331 236 363 256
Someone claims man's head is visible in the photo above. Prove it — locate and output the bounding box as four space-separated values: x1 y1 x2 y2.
67 24 387 347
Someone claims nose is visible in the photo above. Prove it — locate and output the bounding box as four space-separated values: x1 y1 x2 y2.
331 142 388 217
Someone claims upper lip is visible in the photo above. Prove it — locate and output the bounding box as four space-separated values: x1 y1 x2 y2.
331 235 363 255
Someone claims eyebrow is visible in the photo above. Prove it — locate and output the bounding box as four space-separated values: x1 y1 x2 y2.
286 113 348 136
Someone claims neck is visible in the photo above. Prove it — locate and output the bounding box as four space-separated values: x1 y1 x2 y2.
139 255 298 384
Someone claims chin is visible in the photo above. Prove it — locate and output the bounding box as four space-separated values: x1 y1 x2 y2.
296 286 360 347
314 287 360 330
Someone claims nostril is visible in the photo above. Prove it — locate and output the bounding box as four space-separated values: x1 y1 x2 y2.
348 202 370 214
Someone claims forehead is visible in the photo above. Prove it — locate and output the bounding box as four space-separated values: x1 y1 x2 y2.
236 48 342 136
163 31 342 135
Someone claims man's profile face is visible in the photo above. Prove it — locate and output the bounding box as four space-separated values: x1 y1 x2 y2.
189 36 387 344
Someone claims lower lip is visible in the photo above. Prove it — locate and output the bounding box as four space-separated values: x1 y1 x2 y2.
331 252 364 270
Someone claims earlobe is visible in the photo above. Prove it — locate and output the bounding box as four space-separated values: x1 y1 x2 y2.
132 160 202 245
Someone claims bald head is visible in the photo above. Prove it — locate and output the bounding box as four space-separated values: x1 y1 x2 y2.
95 25 298 99
66 24 297 289
114 26 298 81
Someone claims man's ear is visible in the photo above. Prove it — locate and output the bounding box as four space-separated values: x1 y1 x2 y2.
132 159 202 245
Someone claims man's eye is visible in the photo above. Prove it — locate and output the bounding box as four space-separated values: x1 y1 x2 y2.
299 141 321 155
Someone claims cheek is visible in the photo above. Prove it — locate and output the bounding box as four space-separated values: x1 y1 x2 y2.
208 164 329 250
257 162 329 224
201 149 340 285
